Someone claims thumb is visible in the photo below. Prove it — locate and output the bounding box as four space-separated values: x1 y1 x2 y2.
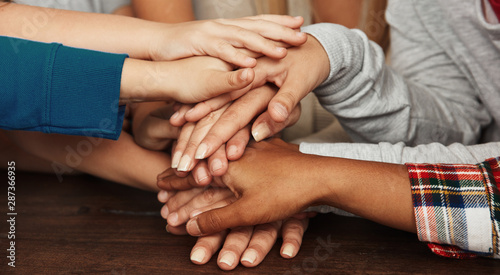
206 68 254 99
252 103 301 142
268 79 309 123
186 199 253 236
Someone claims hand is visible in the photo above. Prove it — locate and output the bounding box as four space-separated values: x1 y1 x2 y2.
180 34 330 141
169 85 301 170
157 138 323 237
157 186 311 270
151 15 308 67
132 102 180 151
159 139 417 236
120 56 254 103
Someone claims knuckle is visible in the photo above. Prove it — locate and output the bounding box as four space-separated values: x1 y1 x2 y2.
201 187 217 204
278 92 298 111
203 213 224 232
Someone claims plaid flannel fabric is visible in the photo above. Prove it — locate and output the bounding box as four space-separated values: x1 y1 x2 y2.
407 157 500 259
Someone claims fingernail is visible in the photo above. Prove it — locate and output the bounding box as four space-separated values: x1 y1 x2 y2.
245 57 255 65
177 155 192 172
171 111 179 120
294 16 302 20
187 219 202 236
196 167 209 185
241 249 258 264
186 108 194 115
167 212 178 225
220 252 236 267
252 123 271 142
191 248 206 263
226 145 238 158
240 68 249 81
195 143 209 159
191 210 202 218
165 224 171 233
282 244 295 258
276 47 286 53
171 151 182 169
274 103 289 119
157 190 168 203
211 159 223 173
160 206 169 219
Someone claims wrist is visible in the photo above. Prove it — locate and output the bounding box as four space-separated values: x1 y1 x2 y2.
305 34 330 89
120 58 171 102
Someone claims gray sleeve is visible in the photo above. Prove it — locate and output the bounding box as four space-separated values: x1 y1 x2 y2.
299 142 500 165
301 8 490 146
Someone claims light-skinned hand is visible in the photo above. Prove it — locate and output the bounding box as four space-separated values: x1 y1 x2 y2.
182 34 329 141
120 56 254 104
132 102 180 151
152 15 308 67
169 85 301 170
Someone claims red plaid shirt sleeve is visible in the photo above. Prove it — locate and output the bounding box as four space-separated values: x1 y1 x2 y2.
406 157 500 259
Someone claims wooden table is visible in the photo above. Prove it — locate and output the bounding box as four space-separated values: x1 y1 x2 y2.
2 172 500 274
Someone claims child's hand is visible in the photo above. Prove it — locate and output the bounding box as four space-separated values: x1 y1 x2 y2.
132 102 180 151
120 56 254 104
151 15 308 68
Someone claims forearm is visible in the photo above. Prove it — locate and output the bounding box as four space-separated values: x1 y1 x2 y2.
306 155 416 233
0 3 160 59
6 130 169 191
132 0 195 23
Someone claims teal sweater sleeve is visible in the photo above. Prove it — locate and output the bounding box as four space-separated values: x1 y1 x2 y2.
0 36 128 140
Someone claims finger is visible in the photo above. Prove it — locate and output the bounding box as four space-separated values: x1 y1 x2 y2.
252 102 301 142
207 144 228 177
243 14 305 30
217 226 253 271
157 168 200 191
185 82 253 123
186 199 255 236
267 77 311 123
178 104 230 171
205 23 288 61
157 190 170 204
185 96 232 123
226 126 251 161
194 85 276 160
171 122 195 169
218 17 307 48
165 188 205 214
203 68 255 101
241 221 282 267
170 104 193 127
191 160 212 186
165 224 187 235
190 231 228 265
189 197 236 219
280 218 309 259
148 118 180 141
167 187 234 227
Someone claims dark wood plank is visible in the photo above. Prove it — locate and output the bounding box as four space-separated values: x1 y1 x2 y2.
2 171 500 274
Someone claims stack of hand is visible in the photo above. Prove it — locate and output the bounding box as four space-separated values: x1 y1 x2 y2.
129 14 330 271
